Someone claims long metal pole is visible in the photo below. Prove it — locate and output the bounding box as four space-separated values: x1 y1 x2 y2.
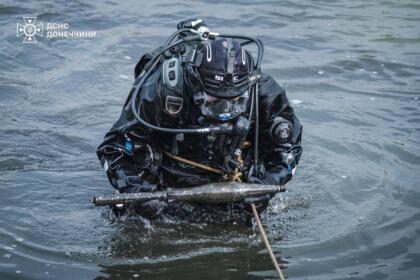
251 203 285 280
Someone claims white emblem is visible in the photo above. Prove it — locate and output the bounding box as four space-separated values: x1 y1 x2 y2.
17 17 43 43
215 75 224 81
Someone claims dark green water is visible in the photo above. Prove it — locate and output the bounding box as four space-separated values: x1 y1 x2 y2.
1 0 419 279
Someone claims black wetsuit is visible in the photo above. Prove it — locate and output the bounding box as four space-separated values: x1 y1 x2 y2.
96 48 303 218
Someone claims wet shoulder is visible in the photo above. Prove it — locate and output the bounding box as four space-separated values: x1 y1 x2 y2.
258 73 286 98
257 73 291 122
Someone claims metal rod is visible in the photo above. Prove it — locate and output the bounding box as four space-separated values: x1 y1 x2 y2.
251 203 285 280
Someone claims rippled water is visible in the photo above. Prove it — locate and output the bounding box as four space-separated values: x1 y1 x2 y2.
1 0 419 279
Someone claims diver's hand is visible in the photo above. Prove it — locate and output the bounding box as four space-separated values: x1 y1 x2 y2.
125 176 166 218
243 177 272 205
242 194 271 216
245 175 271 202
126 176 157 192
247 175 265 185
242 175 276 214
244 176 270 205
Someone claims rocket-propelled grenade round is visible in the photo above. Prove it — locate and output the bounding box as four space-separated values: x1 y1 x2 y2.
92 182 284 206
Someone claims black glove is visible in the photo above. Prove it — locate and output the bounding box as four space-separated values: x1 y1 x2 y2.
126 176 157 192
122 176 166 218
242 176 274 215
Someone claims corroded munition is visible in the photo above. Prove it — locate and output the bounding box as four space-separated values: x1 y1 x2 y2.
92 182 284 206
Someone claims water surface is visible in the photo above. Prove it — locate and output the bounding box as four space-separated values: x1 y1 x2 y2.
1 0 419 279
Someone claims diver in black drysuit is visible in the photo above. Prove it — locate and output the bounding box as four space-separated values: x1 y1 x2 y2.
96 19 302 220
